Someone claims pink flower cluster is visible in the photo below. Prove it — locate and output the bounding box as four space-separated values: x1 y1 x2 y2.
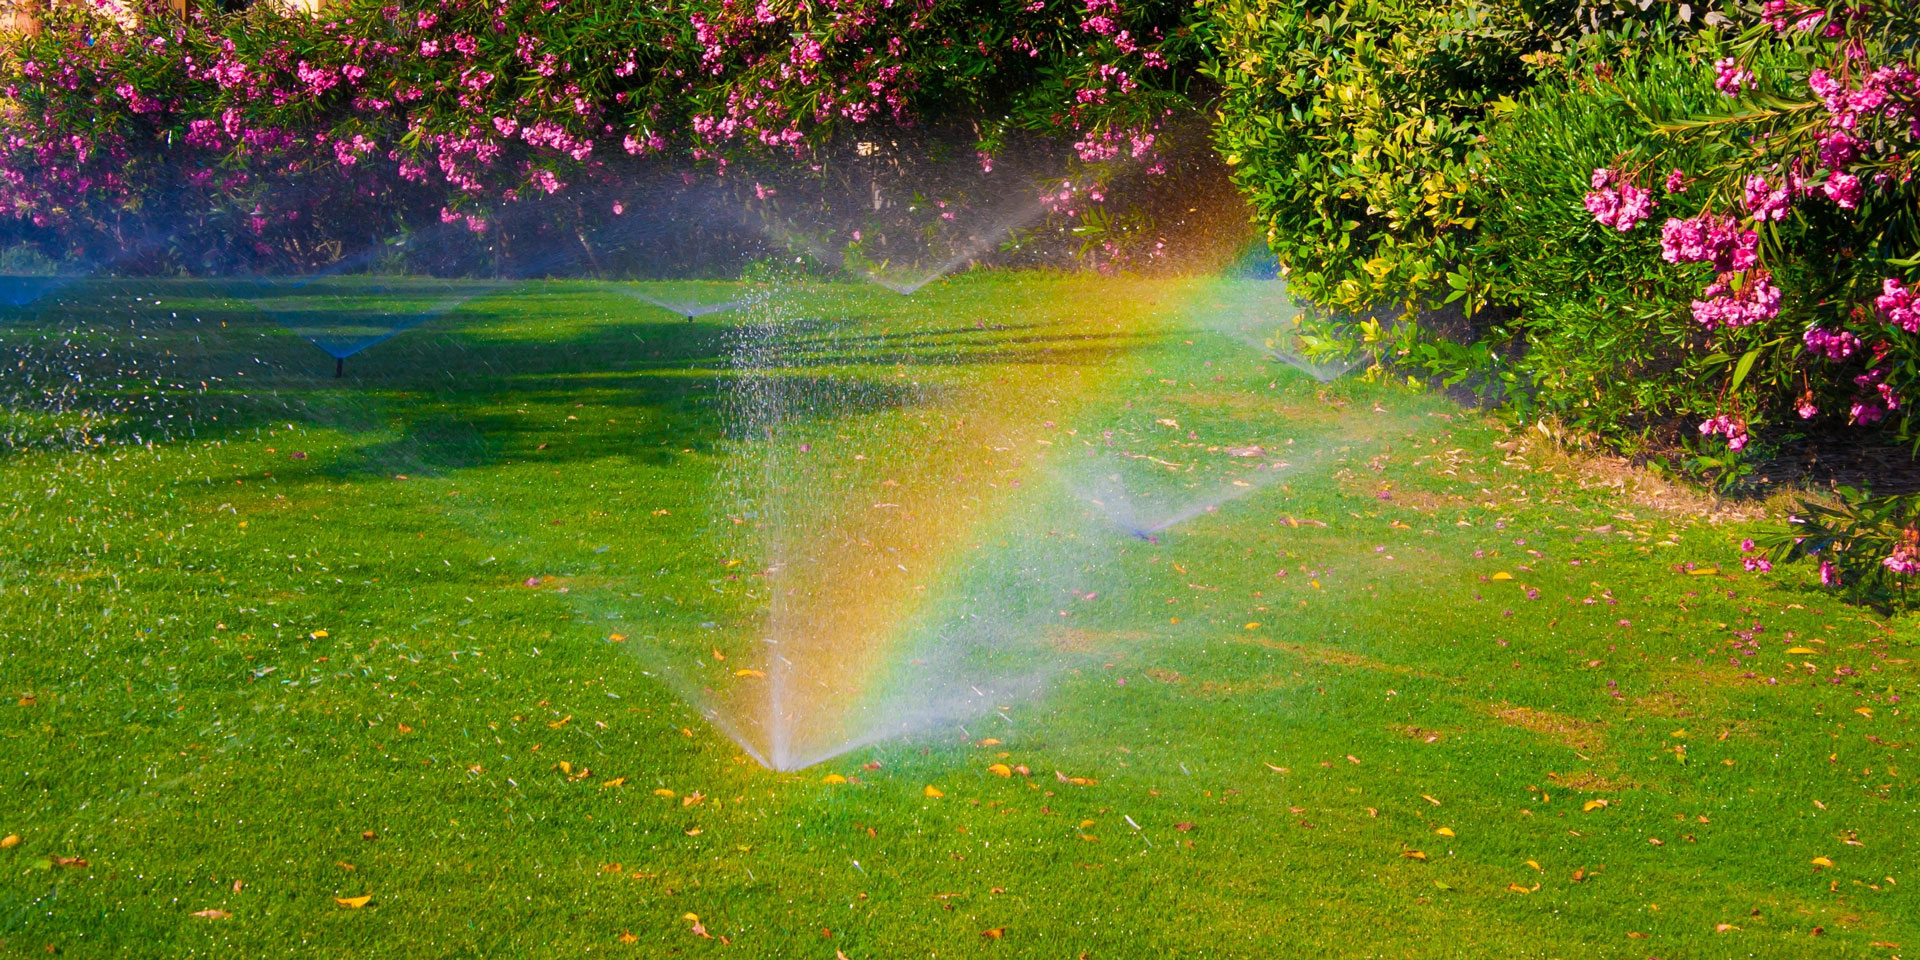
1583 168 1653 231
1692 269 1782 329
1699 413 1750 451
1761 0 1826 33
1885 529 1920 576
1659 214 1757 271
1742 174 1795 222
1821 170 1862 209
1713 57 1754 96
1809 64 1917 135
1803 325 1861 360
1877 278 1917 333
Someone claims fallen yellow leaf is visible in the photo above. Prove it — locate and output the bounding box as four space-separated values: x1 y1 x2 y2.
821 774 847 785
1786 647 1817 654
1525 860 1542 872
601 777 626 788
333 895 372 909
734 669 767 678
1400 850 1427 861
924 785 944 799
1855 707 1873 717
1811 856 1834 868
1687 567 1719 576
191 908 231 919
311 630 329 639
1490 572 1512 580
0 834 17 849
1434 827 1455 838
977 738 1002 746
1582 799 1609 812
653 788 675 798
987 763 1012 778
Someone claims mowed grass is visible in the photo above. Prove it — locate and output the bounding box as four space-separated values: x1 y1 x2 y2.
0 273 1913 958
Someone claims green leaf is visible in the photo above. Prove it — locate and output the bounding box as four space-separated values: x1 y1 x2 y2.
1729 348 1760 391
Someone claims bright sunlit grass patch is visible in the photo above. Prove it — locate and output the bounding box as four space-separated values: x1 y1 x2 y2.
0 274 1912 957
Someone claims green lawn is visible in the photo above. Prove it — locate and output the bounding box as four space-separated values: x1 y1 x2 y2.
0 273 1913 958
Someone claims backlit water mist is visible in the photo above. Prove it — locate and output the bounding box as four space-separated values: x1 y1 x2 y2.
683 286 1138 770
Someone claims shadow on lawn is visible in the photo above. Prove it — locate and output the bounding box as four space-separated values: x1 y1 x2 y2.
1 279 1153 480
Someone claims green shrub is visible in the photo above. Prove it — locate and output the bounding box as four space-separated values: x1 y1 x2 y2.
1201 0 1683 314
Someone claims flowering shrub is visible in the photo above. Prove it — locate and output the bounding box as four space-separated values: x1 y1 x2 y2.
1568 7 1920 453
1454 5 1917 489
1754 487 1920 609
0 0 1197 271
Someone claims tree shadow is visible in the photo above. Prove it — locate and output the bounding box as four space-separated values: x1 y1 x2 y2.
0 279 1151 484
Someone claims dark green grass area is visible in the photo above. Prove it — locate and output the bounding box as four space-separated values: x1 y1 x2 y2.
0 274 1913 958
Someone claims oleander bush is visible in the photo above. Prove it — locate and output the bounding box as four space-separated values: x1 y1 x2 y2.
0 0 1202 272
1469 43 1783 454
1472 9 1920 472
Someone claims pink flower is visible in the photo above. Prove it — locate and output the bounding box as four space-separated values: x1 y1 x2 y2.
1743 557 1773 572
1877 278 1917 333
1819 560 1841 586
1664 168 1691 193
1699 414 1750 450
1763 0 1824 32
1818 131 1861 169
1713 57 1755 96
1803 326 1861 360
1743 175 1792 221
1584 168 1654 231
1692 270 1782 328
1660 215 1757 271
1821 171 1861 209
